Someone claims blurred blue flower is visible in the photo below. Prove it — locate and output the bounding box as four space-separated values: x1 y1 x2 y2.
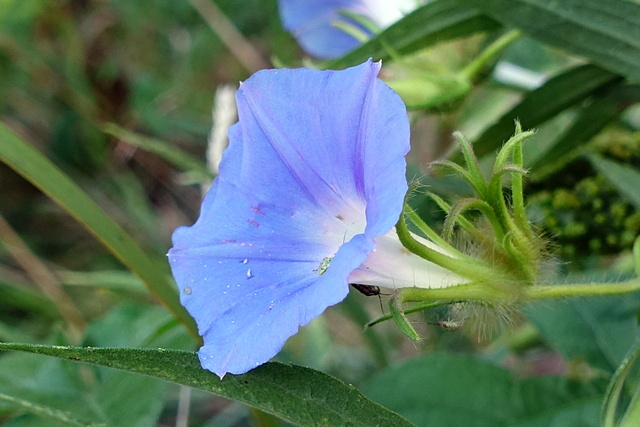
168 60 460 378
279 0 419 59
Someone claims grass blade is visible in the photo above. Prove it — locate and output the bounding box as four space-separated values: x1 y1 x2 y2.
0 124 198 340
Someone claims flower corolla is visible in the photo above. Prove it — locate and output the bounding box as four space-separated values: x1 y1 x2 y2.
168 60 462 378
278 0 420 59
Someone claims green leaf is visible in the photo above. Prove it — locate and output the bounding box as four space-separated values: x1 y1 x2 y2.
362 353 604 426
386 75 470 110
59 270 147 294
602 341 640 427
455 0 640 82
634 236 640 279
0 124 198 340
0 280 59 319
0 343 415 427
0 351 104 425
0 306 189 426
469 64 620 159
0 392 98 427
85 305 192 427
530 85 638 180
526 291 640 373
588 153 640 210
101 123 213 181
327 2 499 69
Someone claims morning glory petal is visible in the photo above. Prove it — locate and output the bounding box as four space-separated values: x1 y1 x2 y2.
168 60 409 377
170 234 373 377
237 60 409 218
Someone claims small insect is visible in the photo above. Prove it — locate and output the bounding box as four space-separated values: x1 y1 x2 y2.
349 283 381 296
350 283 386 313
427 318 466 332
316 256 333 275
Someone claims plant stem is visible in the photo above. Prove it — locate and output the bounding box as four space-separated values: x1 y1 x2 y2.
400 280 640 304
396 209 496 281
407 209 475 263
400 282 513 303
525 280 640 300
366 300 453 328
367 280 640 328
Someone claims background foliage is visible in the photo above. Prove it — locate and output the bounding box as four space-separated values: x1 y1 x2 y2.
1 0 639 426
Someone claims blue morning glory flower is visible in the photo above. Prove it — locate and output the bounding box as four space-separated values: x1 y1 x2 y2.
168 60 462 378
278 0 419 59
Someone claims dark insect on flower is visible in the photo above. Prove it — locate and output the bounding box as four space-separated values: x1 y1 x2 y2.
350 283 381 296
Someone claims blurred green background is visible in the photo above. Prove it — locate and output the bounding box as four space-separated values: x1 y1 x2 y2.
1 0 640 426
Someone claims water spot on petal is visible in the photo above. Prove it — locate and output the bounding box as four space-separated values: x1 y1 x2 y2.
183 287 192 295
246 269 253 279
241 258 248 264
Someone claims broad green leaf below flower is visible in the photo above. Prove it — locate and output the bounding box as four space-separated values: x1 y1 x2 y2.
0 343 415 427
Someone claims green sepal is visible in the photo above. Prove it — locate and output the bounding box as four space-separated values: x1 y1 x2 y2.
389 297 421 341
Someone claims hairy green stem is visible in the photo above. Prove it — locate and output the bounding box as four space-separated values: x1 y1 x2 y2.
427 192 481 239
396 209 496 281
452 131 488 199
366 300 453 328
406 209 465 258
432 159 487 199
526 280 640 300
366 280 640 328
510 137 533 238
446 198 506 241
400 282 512 304
400 280 640 305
